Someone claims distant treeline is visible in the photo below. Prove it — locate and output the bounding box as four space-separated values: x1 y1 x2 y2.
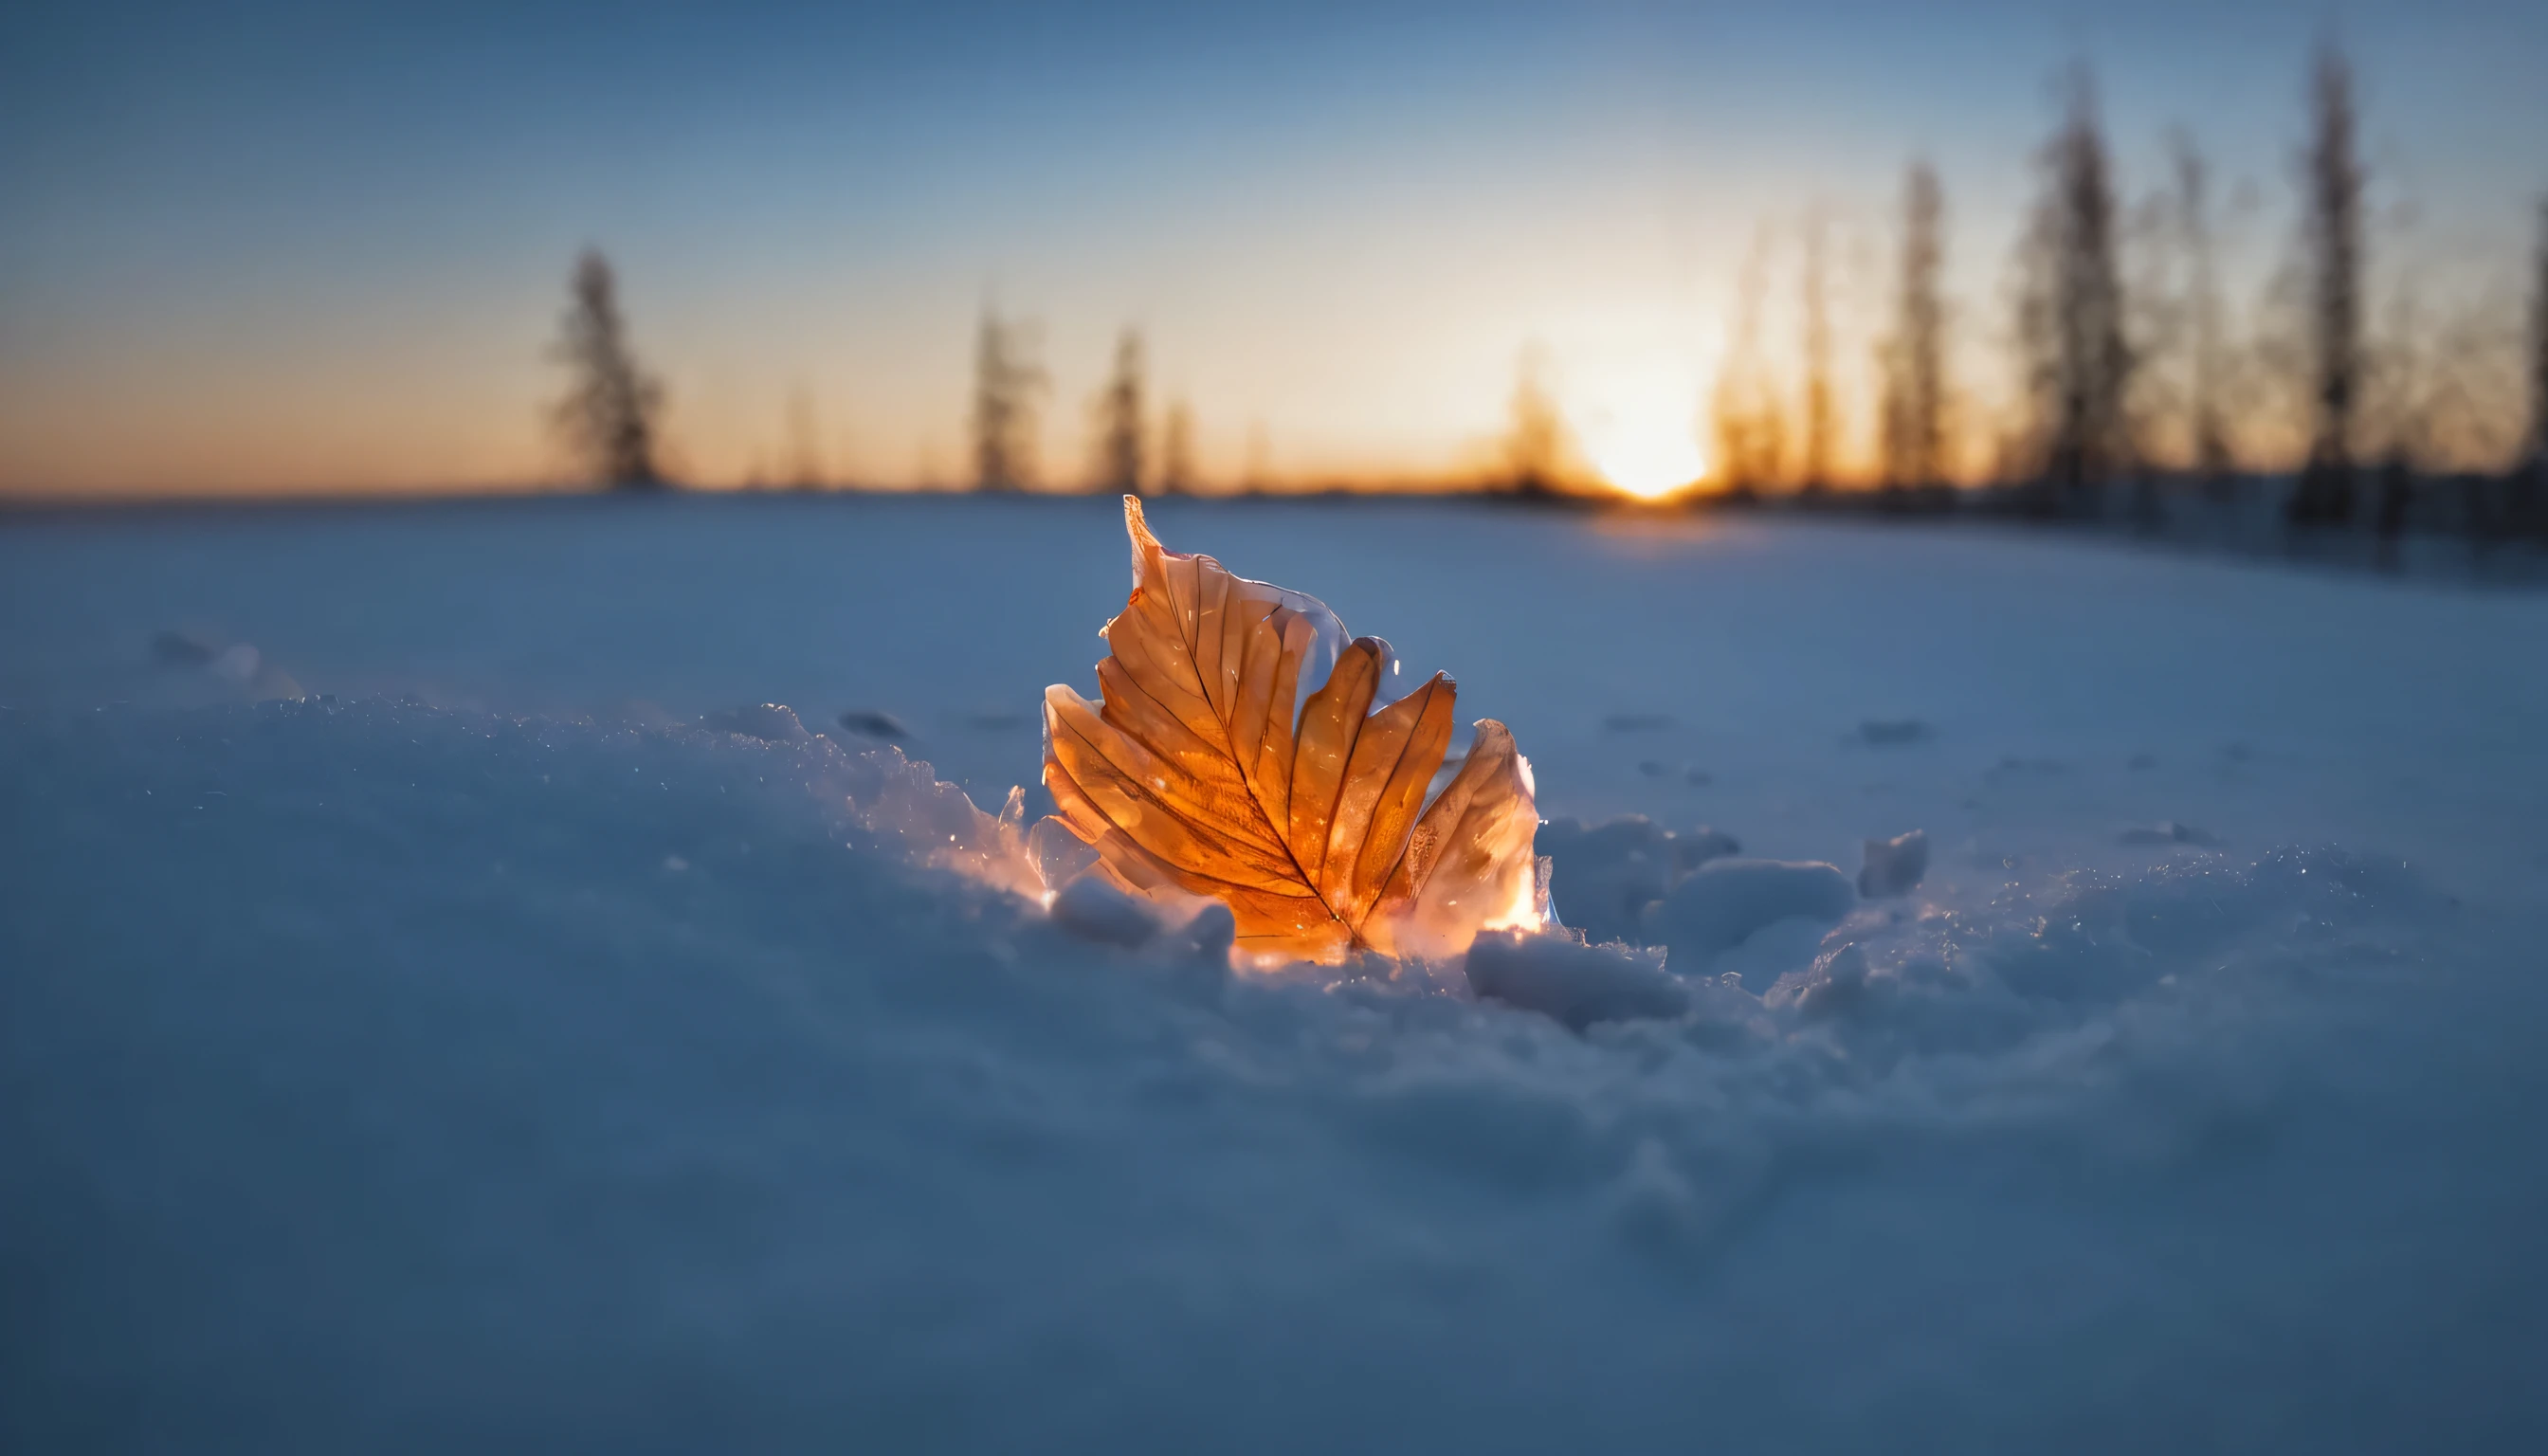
549 41 2548 549
1669 43 2545 550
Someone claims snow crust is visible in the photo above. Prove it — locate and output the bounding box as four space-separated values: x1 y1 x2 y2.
6 498 2548 1449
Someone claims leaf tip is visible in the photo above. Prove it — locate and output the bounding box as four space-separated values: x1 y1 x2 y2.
1122 494 1161 590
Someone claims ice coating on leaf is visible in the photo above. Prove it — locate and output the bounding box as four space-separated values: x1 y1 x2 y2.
1043 496 1541 963
1122 491 1351 702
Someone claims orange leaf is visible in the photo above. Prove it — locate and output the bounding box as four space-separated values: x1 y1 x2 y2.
1043 497 1541 963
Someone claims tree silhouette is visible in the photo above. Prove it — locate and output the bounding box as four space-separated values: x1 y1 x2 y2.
1711 225 1787 497
2291 43 2365 527
2524 197 2548 532
1882 163 1949 495
1093 329 1146 495
2173 136 2233 488
971 307 1046 492
1799 211 1836 493
1158 399 1196 495
2015 69 2132 517
1504 344 1569 499
786 389 824 490
551 249 666 490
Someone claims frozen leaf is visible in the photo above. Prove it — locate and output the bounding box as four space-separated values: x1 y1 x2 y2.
1044 497 1540 963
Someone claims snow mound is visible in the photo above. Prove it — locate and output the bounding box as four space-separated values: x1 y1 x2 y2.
1537 815 1739 943
1641 856 1858 971
1464 930 1687 1030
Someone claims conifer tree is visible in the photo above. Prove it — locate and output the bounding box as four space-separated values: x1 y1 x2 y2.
1882 163 1949 494
2291 44 2365 526
1094 330 1145 495
2015 71 2131 516
552 249 666 489
972 308 1046 493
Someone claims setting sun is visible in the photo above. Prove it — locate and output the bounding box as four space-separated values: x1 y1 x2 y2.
1585 414 1706 500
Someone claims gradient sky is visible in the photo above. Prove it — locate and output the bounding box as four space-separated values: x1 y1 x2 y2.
3 0 2542 496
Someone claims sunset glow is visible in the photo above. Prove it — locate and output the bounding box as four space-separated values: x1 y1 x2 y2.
1584 410 1707 500
3 5 2539 500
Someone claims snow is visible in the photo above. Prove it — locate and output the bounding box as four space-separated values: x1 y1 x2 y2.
1464 930 1685 1029
1535 813 1740 942
1856 827 1930 897
1640 856 1860 969
5 494 2548 1449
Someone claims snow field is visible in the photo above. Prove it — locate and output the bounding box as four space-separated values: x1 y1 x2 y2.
5 496 2547 1448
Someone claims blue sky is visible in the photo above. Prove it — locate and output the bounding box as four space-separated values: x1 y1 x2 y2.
3 0 2542 494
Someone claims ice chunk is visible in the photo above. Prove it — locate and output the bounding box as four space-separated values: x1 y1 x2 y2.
1641 857 1856 970
1857 828 1929 898
1465 930 1686 1031
1026 815 1101 893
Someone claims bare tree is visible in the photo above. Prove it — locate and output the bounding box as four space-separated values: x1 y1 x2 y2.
1799 210 1836 492
2015 69 2132 517
1159 399 1196 495
786 389 824 490
1882 163 1949 494
2174 137 2233 487
2527 197 2548 517
2290 42 2365 527
2369 285 2428 561
971 306 1046 493
1711 225 1786 496
1093 329 1145 494
1505 343 1569 499
551 249 666 489
1242 420 1270 492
